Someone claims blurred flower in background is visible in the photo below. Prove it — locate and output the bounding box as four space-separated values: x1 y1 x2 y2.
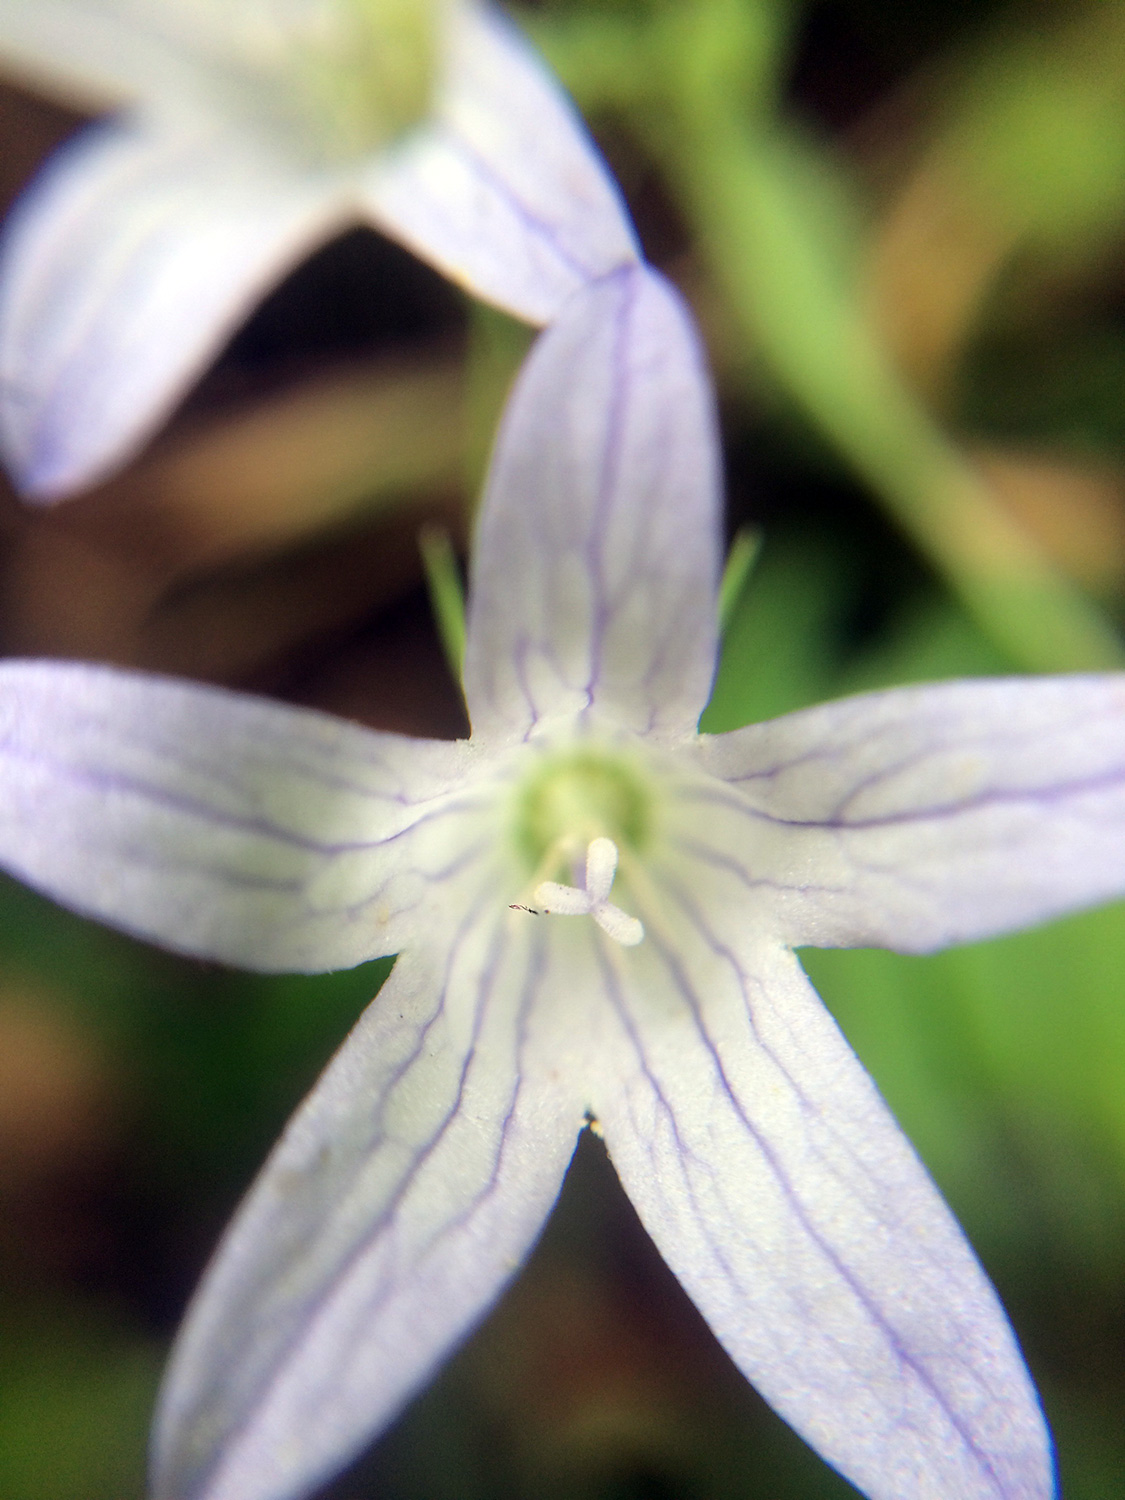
0 0 638 500
0 1 1123 1499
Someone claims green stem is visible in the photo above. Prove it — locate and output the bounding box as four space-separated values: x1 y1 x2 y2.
667 122 1125 672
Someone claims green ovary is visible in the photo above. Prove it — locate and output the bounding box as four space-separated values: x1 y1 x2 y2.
514 750 653 874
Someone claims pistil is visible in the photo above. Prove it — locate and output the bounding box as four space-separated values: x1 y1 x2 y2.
533 836 644 947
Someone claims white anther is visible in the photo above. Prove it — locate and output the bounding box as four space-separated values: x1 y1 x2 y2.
533 836 644 947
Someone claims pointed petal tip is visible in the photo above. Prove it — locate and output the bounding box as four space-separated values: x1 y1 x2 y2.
2 438 106 506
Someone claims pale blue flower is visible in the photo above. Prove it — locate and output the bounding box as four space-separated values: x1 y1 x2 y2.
0 0 638 498
1 264 1123 1499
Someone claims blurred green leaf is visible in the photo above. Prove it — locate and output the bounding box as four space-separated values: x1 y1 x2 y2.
0 1298 160 1500
950 10 1125 248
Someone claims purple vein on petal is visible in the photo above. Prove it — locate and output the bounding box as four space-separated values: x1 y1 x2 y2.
605 924 1013 1496
173 881 508 1485
442 131 625 293
644 862 919 1215
580 268 634 714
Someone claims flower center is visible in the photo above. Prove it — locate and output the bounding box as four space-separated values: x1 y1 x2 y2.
217 0 439 160
292 0 438 155
514 748 652 874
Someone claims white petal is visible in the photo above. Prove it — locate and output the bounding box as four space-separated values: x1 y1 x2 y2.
362 1 639 324
590 932 1053 1500
153 936 584 1500
0 659 483 970
690 674 1125 952
533 880 591 915
585 834 618 902
464 265 722 741
0 0 436 131
0 120 345 498
0 0 228 112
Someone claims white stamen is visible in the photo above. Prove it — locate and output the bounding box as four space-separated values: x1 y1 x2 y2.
532 837 644 947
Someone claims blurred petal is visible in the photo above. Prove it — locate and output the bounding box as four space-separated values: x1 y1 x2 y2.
363 2 639 323
0 0 443 131
153 933 583 1500
464 266 721 742
0 0 223 111
592 934 1053 1500
0 120 347 498
689 675 1125 952
0 660 483 970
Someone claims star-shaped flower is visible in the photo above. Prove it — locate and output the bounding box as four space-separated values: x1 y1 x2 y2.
1 264 1124 1500
0 0 638 498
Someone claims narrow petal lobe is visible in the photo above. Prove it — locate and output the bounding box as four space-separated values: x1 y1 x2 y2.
590 931 1053 1500
0 660 479 970
154 935 584 1500
691 674 1125 952
464 265 722 741
0 0 226 112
